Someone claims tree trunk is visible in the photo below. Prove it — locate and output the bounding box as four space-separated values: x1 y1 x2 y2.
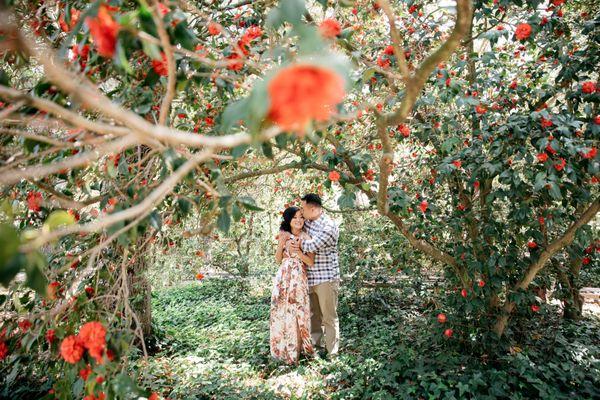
127 238 153 338
557 256 583 320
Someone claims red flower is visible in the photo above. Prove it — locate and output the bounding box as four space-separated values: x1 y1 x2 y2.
157 3 169 16
96 376 104 384
329 171 341 181
460 288 468 298
78 322 107 364
149 393 160 400
444 328 453 338
582 81 596 94
530 304 540 312
86 5 120 58
515 23 532 40
582 147 597 159
245 25 263 41
545 143 557 155
475 105 487 114
0 341 8 360
45 329 56 344
554 158 566 171
196 272 205 280
528 241 538 249
582 257 591 265
478 280 486 288
397 124 410 138
437 313 447 323
473 181 480 189
207 22 221 35
445 78 451 87
60 335 85 364
59 9 81 32
267 64 345 134
383 45 394 55
151 53 169 76
595 115 600 125
376 56 390 68
27 191 43 212
319 19 342 38
536 153 548 162
79 364 92 380
540 117 553 128
452 160 462 169
226 53 244 71
538 216 545 225
18 319 32 333
419 200 428 213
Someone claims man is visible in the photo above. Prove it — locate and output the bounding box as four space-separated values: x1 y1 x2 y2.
289 193 340 357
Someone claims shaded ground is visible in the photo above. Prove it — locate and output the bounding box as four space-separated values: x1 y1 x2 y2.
133 278 600 399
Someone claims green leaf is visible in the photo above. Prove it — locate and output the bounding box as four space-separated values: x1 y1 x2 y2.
138 5 158 36
217 210 231 233
261 141 274 158
280 0 306 26
231 144 249 158
0 222 19 262
231 203 243 221
43 211 76 233
141 39 162 61
220 98 250 133
115 39 133 74
238 196 263 211
177 198 192 217
25 261 47 296
173 22 197 50
338 191 356 209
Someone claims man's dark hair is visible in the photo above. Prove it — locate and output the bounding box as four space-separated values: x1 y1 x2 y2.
301 193 322 207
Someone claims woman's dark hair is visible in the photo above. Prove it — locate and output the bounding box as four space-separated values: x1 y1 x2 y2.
280 206 300 233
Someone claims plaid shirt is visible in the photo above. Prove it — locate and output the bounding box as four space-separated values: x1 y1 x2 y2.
301 213 340 287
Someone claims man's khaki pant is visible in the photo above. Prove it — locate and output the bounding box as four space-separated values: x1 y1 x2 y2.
309 280 339 355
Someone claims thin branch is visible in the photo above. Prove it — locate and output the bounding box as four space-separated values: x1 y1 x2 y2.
151 1 177 126
377 0 410 81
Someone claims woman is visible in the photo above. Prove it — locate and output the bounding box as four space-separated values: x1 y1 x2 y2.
270 206 315 364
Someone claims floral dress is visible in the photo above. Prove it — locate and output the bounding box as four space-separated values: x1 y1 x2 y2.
270 233 314 364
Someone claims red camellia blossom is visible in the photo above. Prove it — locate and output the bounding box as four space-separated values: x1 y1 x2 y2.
528 241 538 249
582 147 597 159
59 9 81 32
437 313 447 323
419 200 428 213
515 23 532 40
196 272 205 280
157 3 169 16
595 115 600 125
540 117 553 128
444 328 453 338
582 257 591 265
397 124 410 137
86 5 120 58
17 319 32 333
151 53 169 76
45 329 56 344
377 56 390 68
329 171 341 181
536 153 548 162
461 288 468 298
0 341 8 360
27 191 43 212
531 304 540 312
226 53 244 71
79 364 92 380
78 321 107 364
149 393 159 400
452 160 462 168
267 64 345 134
383 45 395 55
581 81 596 94
478 280 485 288
475 105 487 114
545 143 557 155
554 158 566 171
60 335 85 364
319 18 342 38
207 22 221 35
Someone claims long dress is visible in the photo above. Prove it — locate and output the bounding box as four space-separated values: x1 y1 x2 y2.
269 234 314 364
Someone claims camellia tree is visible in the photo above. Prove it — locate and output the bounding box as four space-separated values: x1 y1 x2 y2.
0 0 597 397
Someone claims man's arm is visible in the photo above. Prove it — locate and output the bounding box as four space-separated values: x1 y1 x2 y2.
300 223 338 253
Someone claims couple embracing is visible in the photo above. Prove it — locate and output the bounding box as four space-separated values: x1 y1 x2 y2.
269 193 340 365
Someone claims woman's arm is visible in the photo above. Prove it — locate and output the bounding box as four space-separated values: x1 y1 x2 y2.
275 235 286 264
